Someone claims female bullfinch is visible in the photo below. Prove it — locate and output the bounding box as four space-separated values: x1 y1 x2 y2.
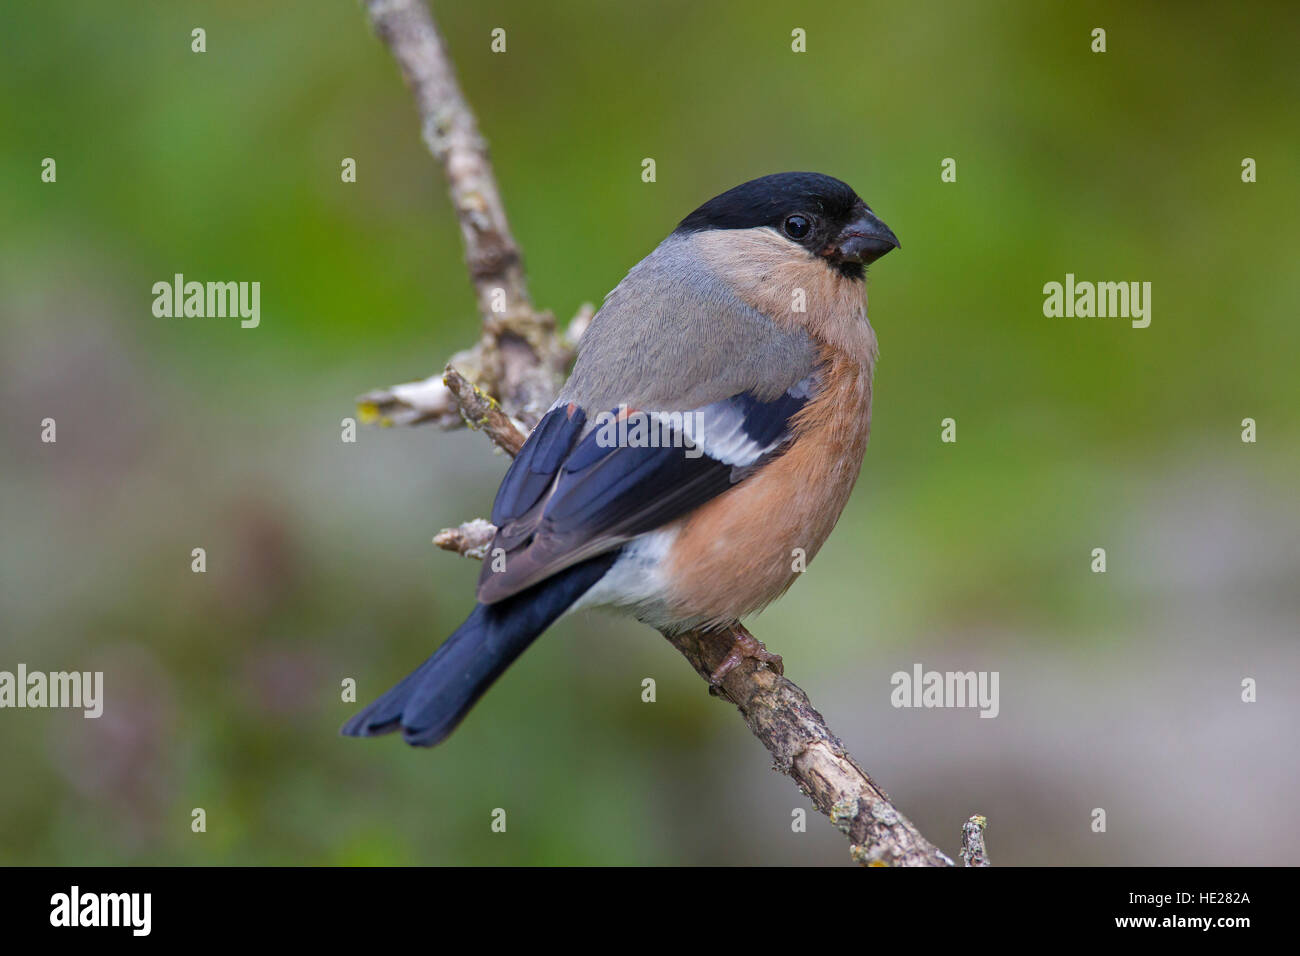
344 171 899 746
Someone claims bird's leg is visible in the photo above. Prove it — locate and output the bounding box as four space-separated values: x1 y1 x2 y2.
709 622 784 685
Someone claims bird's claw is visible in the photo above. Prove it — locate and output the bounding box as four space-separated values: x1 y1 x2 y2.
709 628 784 685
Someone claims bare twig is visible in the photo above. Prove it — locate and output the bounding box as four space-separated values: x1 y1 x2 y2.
433 518 497 560
364 0 528 317
358 369 460 428
360 0 573 428
961 814 991 867
360 0 973 866
443 365 527 455
666 626 953 866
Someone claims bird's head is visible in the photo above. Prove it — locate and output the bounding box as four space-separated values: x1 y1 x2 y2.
674 171 899 280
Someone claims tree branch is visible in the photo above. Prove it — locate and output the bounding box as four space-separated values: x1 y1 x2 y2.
360 0 576 429
961 814 992 867
360 0 971 866
443 365 527 455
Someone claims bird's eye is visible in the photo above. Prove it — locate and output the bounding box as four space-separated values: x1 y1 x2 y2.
783 215 811 240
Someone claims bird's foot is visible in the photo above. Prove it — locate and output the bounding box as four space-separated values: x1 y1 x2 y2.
709 625 784 685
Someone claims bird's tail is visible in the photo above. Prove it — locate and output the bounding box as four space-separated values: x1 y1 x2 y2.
341 552 618 747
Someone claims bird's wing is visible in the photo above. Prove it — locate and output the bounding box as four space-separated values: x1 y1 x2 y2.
475 374 820 604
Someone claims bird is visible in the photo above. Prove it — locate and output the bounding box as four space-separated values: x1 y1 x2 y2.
343 171 899 747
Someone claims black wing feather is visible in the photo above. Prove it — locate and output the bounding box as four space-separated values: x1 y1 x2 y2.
477 378 818 604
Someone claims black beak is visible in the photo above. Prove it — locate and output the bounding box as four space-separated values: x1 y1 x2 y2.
833 209 900 265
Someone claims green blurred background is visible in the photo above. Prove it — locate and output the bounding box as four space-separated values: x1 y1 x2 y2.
2 0 1297 865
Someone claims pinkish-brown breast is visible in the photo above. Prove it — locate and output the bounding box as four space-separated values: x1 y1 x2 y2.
662 344 875 627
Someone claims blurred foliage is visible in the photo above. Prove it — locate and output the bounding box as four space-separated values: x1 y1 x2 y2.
1 1 1297 865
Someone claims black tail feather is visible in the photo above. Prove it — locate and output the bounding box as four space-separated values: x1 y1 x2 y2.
342 552 618 747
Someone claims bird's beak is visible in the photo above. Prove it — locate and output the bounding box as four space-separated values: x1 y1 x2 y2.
833 209 900 265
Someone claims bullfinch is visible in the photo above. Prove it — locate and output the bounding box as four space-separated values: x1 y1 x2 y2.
343 171 899 747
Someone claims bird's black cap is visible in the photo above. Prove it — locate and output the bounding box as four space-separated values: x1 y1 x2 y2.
676 172 864 234
674 172 897 279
